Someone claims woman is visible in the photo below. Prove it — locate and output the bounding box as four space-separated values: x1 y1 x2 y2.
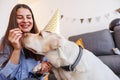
0 4 52 80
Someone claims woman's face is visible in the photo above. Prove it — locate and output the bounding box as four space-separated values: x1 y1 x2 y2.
16 8 33 32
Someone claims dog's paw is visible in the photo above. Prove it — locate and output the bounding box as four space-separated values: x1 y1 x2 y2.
33 64 42 72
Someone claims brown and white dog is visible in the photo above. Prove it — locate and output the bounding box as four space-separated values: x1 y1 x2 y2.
22 31 120 80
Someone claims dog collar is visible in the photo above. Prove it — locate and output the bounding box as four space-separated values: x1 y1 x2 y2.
60 46 83 71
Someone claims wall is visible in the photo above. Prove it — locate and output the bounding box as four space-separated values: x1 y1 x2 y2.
0 0 17 38
0 0 120 39
18 0 120 38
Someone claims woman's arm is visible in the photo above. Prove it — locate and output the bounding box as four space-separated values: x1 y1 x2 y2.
9 49 21 64
0 60 19 77
0 28 22 77
0 47 20 77
8 28 23 64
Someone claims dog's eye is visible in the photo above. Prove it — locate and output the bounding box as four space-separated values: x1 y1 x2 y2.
39 33 42 36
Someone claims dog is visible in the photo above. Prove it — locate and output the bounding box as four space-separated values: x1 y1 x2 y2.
22 31 120 80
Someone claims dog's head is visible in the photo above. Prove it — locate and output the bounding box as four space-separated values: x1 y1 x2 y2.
22 31 61 55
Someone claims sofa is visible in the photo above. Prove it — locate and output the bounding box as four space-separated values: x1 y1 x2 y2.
68 28 120 78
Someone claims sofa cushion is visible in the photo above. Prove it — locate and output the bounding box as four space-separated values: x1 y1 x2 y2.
114 27 120 50
98 55 120 75
69 29 115 56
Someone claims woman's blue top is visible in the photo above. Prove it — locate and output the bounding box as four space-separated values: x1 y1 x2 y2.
0 39 47 80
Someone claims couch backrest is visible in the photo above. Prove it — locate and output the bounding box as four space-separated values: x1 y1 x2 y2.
68 29 115 56
114 27 120 50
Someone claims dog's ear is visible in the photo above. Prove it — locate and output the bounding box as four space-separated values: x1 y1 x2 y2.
42 43 51 53
40 31 51 39
50 37 61 50
42 35 61 53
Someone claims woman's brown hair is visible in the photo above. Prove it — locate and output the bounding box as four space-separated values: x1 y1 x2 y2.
0 4 43 61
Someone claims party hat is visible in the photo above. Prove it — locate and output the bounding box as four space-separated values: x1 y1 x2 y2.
43 9 60 34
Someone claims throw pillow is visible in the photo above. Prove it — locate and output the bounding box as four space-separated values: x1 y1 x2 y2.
75 38 85 48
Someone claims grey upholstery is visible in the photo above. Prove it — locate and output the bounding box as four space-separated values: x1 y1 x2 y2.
68 29 120 78
98 55 120 75
69 29 115 56
114 27 120 50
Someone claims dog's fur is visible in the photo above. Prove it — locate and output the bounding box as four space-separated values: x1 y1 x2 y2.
22 31 120 80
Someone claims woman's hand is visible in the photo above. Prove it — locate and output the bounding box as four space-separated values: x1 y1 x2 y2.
8 28 23 50
39 61 52 74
